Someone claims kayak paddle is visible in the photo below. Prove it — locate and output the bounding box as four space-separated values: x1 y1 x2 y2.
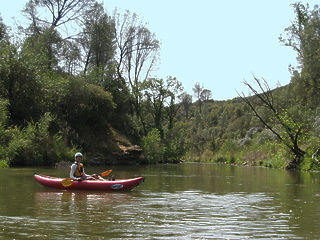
61 178 73 187
61 170 112 187
99 169 112 177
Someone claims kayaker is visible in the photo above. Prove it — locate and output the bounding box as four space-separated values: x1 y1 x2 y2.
70 152 102 180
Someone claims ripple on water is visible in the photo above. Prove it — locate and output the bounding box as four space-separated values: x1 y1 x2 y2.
101 190 299 239
0 189 302 239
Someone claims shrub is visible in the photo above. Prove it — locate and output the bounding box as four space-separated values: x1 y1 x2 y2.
0 160 9 168
7 113 75 166
141 128 166 163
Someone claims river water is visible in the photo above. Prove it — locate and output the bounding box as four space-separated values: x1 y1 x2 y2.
1 163 320 239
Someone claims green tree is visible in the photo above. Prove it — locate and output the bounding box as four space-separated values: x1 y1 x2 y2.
144 76 183 136
0 16 8 41
180 92 193 119
81 2 115 75
193 82 204 113
279 3 320 106
62 77 115 141
23 26 63 70
62 40 81 75
141 128 166 163
201 89 212 102
0 98 10 166
0 43 45 124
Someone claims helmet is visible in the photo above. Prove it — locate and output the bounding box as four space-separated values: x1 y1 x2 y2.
75 152 83 158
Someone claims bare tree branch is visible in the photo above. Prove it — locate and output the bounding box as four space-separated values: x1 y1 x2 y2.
239 77 306 169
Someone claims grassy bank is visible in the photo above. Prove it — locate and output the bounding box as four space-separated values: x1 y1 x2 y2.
184 139 320 171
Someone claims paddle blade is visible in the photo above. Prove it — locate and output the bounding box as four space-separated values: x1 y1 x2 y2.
61 178 73 187
101 170 112 177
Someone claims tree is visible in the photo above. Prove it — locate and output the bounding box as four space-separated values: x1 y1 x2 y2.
23 26 63 70
239 77 306 170
23 0 96 29
63 77 115 130
113 10 160 85
113 10 160 135
144 76 183 136
201 89 212 102
0 43 45 124
279 3 320 106
80 2 115 75
62 40 81 75
180 92 192 119
22 0 96 70
193 82 204 113
0 16 8 41
164 77 183 130
141 128 166 163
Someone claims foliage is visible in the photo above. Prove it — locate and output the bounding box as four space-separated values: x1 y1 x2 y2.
240 77 307 169
113 9 160 136
81 2 116 74
163 121 190 162
0 97 75 166
279 3 320 108
0 160 9 168
141 128 166 163
63 77 115 132
143 76 183 135
2 1 320 171
6 113 74 166
0 43 45 124
0 99 10 164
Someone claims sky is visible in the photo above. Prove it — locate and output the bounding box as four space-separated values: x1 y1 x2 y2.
1 0 320 100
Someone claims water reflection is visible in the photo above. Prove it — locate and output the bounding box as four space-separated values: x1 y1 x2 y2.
35 189 131 204
1 164 320 239
34 189 132 217
129 190 298 239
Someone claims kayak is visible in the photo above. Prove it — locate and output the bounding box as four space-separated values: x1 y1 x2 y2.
34 174 144 191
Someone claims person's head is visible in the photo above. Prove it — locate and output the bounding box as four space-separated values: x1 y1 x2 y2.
75 152 83 162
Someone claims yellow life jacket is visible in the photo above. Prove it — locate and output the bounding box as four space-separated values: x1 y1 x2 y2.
73 163 84 177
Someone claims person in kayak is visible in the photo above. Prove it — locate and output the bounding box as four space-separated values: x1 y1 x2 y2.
70 152 102 180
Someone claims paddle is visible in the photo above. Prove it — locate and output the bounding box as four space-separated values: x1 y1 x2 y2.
99 169 112 177
61 178 73 187
61 170 112 187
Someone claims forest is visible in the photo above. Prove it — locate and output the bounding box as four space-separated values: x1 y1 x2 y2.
1 1 320 170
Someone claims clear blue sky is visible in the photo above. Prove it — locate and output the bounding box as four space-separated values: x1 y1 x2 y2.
1 0 319 100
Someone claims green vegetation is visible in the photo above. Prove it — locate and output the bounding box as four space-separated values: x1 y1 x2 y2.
1 1 320 170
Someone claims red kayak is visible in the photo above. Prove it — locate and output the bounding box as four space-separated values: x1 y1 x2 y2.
34 174 144 191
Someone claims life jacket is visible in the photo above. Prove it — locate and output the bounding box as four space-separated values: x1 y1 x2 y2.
73 162 84 177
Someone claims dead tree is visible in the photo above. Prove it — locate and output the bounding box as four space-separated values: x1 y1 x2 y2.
239 77 306 170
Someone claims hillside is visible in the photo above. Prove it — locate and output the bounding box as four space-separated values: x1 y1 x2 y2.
2 1 320 171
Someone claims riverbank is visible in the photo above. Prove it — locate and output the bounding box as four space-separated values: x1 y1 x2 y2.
183 140 320 171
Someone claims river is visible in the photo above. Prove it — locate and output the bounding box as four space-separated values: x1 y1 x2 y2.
1 163 320 239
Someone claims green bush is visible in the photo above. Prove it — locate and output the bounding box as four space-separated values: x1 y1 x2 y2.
0 160 9 168
141 128 166 163
7 113 75 166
